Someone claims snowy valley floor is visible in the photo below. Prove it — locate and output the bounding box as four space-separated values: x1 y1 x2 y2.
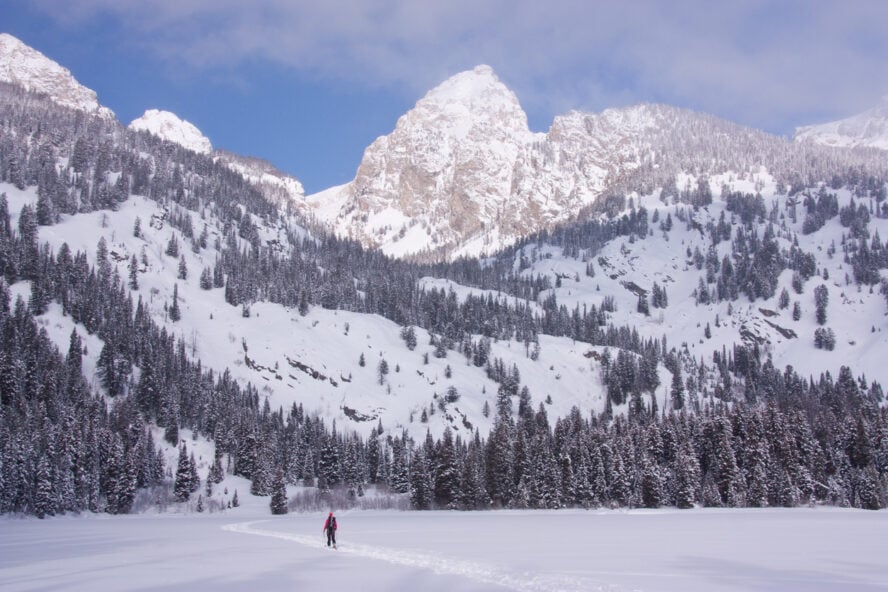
1 508 887 592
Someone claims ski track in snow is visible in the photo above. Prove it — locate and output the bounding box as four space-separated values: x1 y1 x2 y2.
223 520 623 592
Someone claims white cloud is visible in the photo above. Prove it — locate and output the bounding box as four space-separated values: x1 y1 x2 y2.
32 0 888 132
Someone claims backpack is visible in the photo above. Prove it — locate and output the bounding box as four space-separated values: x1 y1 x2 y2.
328 516 337 531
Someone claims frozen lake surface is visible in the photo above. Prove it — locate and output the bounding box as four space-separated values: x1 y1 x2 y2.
2 507 887 591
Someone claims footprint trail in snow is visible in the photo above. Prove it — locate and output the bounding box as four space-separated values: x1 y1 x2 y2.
223 520 624 592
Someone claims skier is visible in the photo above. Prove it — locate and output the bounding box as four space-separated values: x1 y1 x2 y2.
323 511 337 548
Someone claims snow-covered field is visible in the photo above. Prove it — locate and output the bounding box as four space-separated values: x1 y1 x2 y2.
2 507 886 592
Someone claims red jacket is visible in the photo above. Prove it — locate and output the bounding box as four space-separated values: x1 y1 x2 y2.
323 516 337 532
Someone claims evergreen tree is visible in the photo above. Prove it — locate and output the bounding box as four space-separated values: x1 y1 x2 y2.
318 437 340 490
33 456 54 518
188 452 200 493
199 267 212 290
377 358 389 385
670 366 685 411
433 427 459 509
174 444 193 502
213 258 225 288
270 470 289 514
165 234 179 258
814 284 829 325
400 325 418 350
128 254 139 290
637 293 650 316
209 449 225 484
169 284 181 322
674 442 701 509
410 448 433 510
96 340 127 397
640 455 664 508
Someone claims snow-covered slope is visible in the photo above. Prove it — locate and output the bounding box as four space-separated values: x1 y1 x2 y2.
215 150 305 208
6 166 884 438
794 96 888 150
509 171 888 387
2 181 620 439
129 109 213 154
0 32 114 119
127 111 307 205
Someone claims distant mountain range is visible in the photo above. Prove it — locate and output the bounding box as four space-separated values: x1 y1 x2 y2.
3 32 886 262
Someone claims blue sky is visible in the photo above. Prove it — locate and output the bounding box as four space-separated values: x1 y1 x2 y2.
5 1 888 193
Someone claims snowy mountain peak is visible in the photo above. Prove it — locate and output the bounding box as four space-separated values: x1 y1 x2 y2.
794 97 888 151
423 65 516 108
128 109 213 154
407 64 530 141
0 33 114 119
305 65 538 259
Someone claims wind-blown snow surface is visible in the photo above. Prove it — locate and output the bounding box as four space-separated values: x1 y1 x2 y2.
1 508 886 592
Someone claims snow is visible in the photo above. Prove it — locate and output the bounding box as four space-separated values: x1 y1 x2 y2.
303 64 542 259
3 161 885 435
419 64 528 139
1 507 886 591
794 96 888 151
0 33 114 119
1 182 631 440
512 174 888 386
304 183 350 221
214 151 305 206
301 70 798 262
129 109 213 154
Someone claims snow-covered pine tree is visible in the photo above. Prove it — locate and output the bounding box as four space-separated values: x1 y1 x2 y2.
174 444 193 502
128 254 139 290
169 284 181 322
269 470 288 514
433 427 459 509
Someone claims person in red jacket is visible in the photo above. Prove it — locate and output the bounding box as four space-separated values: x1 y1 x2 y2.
323 512 337 548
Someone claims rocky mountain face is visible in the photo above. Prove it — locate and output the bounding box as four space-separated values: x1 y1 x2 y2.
0 33 114 119
307 65 539 259
4 32 884 263
306 66 831 261
794 96 888 151
129 109 213 155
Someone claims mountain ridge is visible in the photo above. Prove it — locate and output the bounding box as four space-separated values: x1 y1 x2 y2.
2 32 886 265
794 96 888 150
307 73 887 261
0 32 114 119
